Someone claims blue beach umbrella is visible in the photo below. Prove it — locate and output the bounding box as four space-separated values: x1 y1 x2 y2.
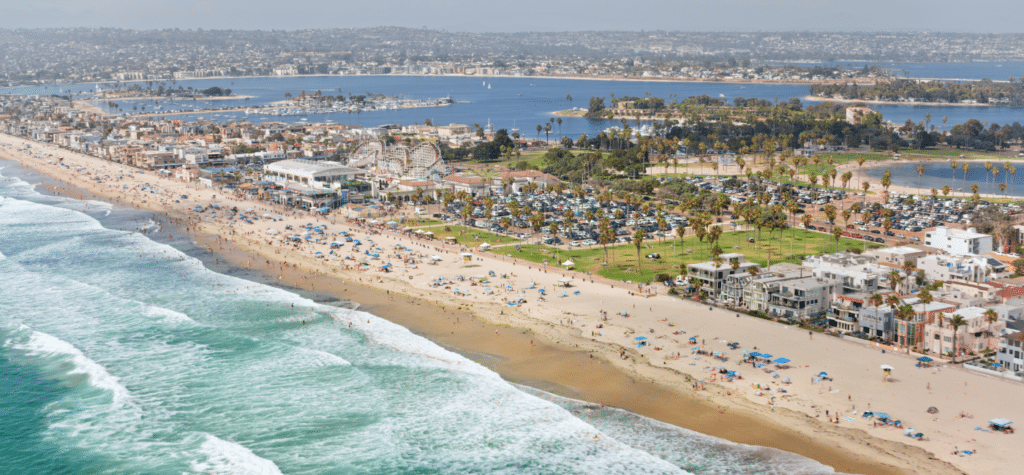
773 357 791 364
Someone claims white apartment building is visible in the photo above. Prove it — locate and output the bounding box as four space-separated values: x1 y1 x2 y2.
918 254 1008 283
686 253 759 297
801 252 880 294
923 227 992 256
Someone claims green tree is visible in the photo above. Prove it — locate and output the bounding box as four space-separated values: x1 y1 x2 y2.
633 228 647 275
947 314 966 362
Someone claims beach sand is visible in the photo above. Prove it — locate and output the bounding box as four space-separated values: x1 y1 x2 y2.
7 133 1019 475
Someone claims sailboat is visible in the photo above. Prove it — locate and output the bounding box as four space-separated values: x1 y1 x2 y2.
487 83 491 89
482 80 486 86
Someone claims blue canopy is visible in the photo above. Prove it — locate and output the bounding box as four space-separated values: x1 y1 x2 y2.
773 357 791 364
874 412 891 420
989 418 1014 428
748 351 761 358
759 353 773 359
634 336 647 341
819 371 829 376
917 356 933 362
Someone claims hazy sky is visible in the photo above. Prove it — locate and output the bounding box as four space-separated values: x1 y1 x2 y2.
0 0 1019 33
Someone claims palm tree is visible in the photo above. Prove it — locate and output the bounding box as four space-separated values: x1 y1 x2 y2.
536 124 542 139
917 164 925 195
888 270 903 292
856 156 867 188
962 163 970 197
634 228 647 275
950 160 958 187
984 308 999 350
1007 164 1016 197
992 167 1000 197
984 162 993 196
947 314 966 363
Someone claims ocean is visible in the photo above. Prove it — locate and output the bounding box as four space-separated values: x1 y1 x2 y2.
0 160 838 474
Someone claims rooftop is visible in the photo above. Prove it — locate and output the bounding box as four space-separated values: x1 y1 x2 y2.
266 159 361 176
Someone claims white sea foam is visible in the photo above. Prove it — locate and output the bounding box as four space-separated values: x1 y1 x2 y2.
192 433 283 475
7 329 132 407
331 308 496 378
293 346 350 367
144 305 197 324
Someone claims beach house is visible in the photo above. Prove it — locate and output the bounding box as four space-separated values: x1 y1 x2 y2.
686 253 759 298
922 306 1007 358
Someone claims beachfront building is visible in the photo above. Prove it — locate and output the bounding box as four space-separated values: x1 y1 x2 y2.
739 263 808 313
996 331 1024 374
686 253 759 298
265 159 367 190
859 305 896 341
828 293 872 334
802 252 881 294
923 227 992 256
897 300 959 350
922 306 1008 358
766 276 840 320
140 150 184 169
865 246 927 268
918 254 1006 284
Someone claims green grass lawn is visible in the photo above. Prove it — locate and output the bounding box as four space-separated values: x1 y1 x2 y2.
402 218 443 227
415 225 521 246
502 229 881 283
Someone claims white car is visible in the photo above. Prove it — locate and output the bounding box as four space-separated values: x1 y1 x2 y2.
570 241 581 247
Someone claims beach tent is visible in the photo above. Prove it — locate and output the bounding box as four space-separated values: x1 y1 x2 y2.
479 242 491 249
989 418 1014 432
562 259 575 268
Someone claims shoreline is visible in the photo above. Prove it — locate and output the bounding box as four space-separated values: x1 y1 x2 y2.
804 95 997 107
4 72 870 91
5 157 907 475
5 134 1011 475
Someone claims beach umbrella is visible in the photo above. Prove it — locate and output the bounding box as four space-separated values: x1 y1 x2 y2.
634 336 647 341
562 259 574 267
748 352 761 358
874 412 891 420
773 357 791 365
759 353 773 359
992 363 1003 368
559 277 572 283
916 356 933 362
818 371 829 376
880 364 894 371
782 376 791 383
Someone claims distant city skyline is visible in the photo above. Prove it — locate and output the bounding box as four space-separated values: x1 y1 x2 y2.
1 0 1022 34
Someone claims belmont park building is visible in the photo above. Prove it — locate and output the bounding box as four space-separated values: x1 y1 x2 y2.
263 140 559 209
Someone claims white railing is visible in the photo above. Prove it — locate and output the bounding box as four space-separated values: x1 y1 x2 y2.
963 362 1023 382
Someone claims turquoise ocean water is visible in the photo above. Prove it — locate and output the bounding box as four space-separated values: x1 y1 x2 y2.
0 161 838 474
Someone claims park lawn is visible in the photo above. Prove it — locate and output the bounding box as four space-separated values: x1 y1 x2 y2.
403 218 443 227
416 225 521 246
502 229 882 283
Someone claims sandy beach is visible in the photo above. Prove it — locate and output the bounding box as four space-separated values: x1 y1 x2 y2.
804 95 995 107
6 133 1023 474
